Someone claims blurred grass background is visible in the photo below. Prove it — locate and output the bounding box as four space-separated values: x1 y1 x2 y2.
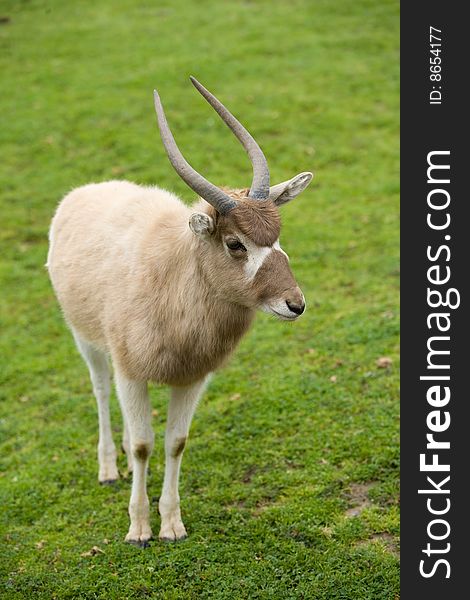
0 0 399 598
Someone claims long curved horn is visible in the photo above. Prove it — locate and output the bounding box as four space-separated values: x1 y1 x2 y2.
189 76 270 200
153 90 237 215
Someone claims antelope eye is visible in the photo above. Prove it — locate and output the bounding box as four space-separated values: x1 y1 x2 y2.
226 238 246 252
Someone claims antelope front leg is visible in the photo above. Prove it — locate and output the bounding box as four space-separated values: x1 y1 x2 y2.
159 377 209 541
119 405 133 474
115 371 154 547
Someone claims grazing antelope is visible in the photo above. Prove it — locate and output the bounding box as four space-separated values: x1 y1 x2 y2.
47 77 313 546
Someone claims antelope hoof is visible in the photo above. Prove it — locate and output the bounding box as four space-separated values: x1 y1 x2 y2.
98 469 119 484
159 520 188 542
98 461 119 484
99 478 118 486
125 524 153 548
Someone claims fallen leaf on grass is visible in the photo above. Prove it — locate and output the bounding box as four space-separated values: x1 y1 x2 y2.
376 357 393 368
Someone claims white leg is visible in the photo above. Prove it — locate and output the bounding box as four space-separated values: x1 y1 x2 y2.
159 377 209 541
72 330 118 483
119 399 133 474
115 370 154 546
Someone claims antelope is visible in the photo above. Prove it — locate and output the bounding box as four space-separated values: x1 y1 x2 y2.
47 77 313 546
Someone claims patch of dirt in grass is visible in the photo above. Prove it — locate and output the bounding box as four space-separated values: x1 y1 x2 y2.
344 481 375 517
355 533 400 558
252 497 274 516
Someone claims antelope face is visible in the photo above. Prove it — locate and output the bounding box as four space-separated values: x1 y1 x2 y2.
224 230 306 320
189 192 309 319
154 76 313 319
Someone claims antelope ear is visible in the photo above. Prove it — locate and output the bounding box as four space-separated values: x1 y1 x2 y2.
268 172 313 206
189 212 214 238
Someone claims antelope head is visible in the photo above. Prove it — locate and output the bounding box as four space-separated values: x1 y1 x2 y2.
154 77 313 320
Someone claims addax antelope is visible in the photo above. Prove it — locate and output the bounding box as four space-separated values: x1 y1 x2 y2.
47 77 313 545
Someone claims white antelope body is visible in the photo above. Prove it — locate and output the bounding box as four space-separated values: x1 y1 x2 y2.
47 77 313 545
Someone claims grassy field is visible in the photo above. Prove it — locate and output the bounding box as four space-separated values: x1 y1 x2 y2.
0 0 399 598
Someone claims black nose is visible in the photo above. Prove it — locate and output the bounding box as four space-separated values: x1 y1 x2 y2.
286 300 305 315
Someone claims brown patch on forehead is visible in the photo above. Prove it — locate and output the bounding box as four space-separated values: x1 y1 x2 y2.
228 199 281 246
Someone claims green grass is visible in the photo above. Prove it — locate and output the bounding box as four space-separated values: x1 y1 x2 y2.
0 0 399 598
